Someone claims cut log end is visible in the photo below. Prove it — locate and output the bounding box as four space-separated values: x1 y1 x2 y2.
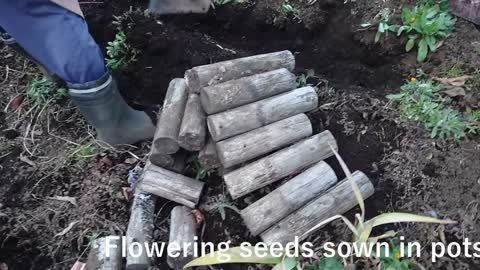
150 152 175 168
153 137 180 155
185 69 200 94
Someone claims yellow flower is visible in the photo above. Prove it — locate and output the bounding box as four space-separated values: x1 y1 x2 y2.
410 76 417 82
395 252 402 259
411 16 416 22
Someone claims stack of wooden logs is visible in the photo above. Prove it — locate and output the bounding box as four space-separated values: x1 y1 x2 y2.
84 51 375 270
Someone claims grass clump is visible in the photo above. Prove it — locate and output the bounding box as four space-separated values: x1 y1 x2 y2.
297 69 317 87
105 31 140 70
388 78 479 140
26 77 67 105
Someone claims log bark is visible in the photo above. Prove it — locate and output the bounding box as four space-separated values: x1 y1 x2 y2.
224 130 337 199
200 68 297 114
207 86 318 142
260 171 375 245
137 163 204 208
178 93 207 151
240 161 337 236
167 206 197 270
153 78 188 154
85 236 122 270
185 50 295 94
217 114 312 168
126 192 156 270
198 137 220 169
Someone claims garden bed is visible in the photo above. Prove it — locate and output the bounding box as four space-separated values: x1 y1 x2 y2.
0 0 479 269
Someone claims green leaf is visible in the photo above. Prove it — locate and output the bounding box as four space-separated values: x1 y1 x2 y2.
417 39 428 62
375 31 381 43
405 39 415 52
365 212 456 228
184 246 283 268
282 256 297 270
378 22 385 33
426 36 437 52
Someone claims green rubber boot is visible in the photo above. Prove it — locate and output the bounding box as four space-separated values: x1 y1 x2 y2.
68 73 155 146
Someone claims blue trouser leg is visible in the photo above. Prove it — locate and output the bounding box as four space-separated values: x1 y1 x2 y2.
0 0 107 84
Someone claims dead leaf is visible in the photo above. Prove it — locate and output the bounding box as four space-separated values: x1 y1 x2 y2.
122 187 133 201
19 154 36 167
70 261 85 270
99 156 113 167
47 196 78 207
433 75 473 87
8 95 24 111
55 221 79 237
191 209 205 227
0 262 8 270
124 157 137 164
436 39 444 49
441 86 466 97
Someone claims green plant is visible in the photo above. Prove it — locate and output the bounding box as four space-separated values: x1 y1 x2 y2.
184 147 455 269
203 193 240 221
304 257 345 270
26 77 67 104
442 63 465 78
191 157 213 180
105 31 139 69
377 239 416 270
86 230 99 244
361 8 398 43
297 69 317 87
397 3 455 62
388 78 478 140
280 0 301 20
70 142 97 163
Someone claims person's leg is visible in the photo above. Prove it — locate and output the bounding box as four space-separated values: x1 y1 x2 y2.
0 1 154 145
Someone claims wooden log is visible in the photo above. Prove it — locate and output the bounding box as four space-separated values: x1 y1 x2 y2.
126 192 156 270
178 93 207 151
240 161 337 236
85 236 122 270
198 137 220 169
167 206 197 270
153 78 188 154
137 163 204 208
185 50 295 94
208 86 318 142
261 171 375 245
149 150 187 173
200 68 297 115
224 130 337 199
217 114 312 168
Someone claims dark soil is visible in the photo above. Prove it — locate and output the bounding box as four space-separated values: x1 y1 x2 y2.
1 0 479 269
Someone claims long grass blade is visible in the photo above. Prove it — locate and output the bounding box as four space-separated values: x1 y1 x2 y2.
303 215 359 238
330 145 366 223
366 212 456 228
184 246 282 268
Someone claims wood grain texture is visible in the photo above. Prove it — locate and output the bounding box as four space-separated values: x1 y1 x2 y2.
138 164 204 208
85 237 122 270
198 137 221 169
241 161 337 236
200 68 297 115
260 171 374 245
216 114 312 168
207 86 318 142
224 130 337 199
153 78 188 154
185 50 295 94
167 206 197 270
126 192 156 270
178 93 207 151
